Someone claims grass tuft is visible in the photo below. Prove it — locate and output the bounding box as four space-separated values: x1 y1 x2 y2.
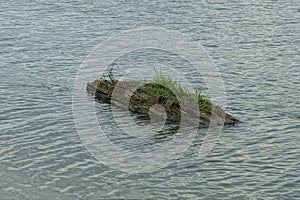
151 68 187 96
148 69 212 111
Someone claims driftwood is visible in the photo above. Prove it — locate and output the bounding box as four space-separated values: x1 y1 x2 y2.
87 79 240 128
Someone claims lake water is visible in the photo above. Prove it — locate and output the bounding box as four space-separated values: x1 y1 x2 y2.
0 0 299 199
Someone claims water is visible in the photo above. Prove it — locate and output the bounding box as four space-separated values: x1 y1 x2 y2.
0 0 299 199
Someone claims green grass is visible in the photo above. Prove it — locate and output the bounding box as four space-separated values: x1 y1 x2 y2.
102 67 212 111
147 69 212 111
152 69 187 95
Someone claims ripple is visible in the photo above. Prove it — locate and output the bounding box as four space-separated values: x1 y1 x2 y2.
1 0 299 199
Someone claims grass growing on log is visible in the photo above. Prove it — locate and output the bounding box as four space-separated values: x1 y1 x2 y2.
90 68 240 125
151 69 187 97
147 69 212 112
100 67 212 112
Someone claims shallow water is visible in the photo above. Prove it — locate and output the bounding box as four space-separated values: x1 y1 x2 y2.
0 0 299 199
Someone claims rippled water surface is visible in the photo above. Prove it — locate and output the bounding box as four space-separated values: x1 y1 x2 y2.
1 0 299 199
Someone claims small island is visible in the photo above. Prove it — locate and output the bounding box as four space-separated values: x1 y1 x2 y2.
86 70 240 128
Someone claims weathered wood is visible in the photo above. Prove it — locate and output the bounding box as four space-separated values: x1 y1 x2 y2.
87 79 240 128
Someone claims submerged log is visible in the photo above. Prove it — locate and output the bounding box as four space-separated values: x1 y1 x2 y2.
87 79 240 128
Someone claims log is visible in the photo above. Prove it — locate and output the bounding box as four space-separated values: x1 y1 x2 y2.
87 79 240 128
